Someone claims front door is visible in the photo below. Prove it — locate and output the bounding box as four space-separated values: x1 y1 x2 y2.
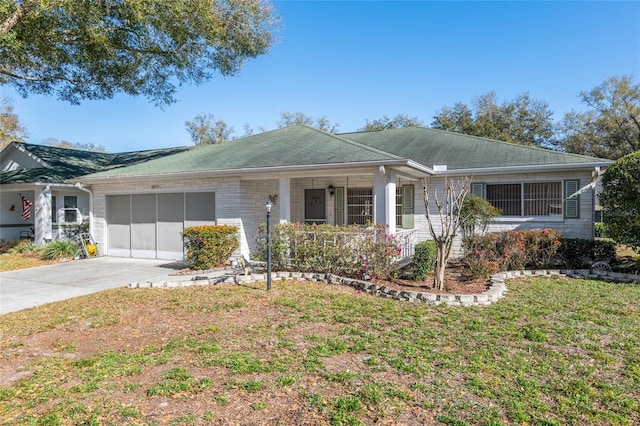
304 189 326 224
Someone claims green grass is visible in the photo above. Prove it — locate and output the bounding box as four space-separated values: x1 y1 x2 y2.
0 277 638 425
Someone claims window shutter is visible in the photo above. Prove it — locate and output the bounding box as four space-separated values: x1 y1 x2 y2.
471 183 484 198
334 187 345 225
564 179 580 219
402 185 414 229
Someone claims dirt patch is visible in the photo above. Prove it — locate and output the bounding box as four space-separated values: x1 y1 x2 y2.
372 261 490 295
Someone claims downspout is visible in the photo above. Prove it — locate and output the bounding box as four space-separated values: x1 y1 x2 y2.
592 166 601 240
74 182 93 236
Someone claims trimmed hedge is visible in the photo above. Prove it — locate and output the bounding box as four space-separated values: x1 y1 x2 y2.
411 240 437 280
183 225 239 270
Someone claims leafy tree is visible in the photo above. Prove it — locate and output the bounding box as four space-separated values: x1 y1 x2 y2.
0 0 278 106
432 92 555 147
599 150 640 252
276 112 339 133
185 113 234 145
43 138 107 152
556 75 640 159
428 103 474 135
0 96 28 149
361 113 423 131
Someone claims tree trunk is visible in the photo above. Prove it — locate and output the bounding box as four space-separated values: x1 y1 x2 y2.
433 240 448 291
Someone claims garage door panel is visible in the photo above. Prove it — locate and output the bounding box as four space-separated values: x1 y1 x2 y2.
107 195 131 252
107 192 215 259
185 192 216 226
131 194 156 258
157 193 184 259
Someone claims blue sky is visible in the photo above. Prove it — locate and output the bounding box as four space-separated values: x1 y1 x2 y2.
2 1 639 152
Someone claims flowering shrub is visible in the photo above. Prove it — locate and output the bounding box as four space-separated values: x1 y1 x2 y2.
463 229 563 278
254 223 401 280
464 248 500 279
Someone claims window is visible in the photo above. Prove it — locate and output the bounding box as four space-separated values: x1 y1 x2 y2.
51 196 57 223
347 188 372 225
396 187 403 226
485 182 562 217
64 196 78 223
395 185 414 228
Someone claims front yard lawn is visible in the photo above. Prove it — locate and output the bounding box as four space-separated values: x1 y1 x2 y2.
1 277 638 425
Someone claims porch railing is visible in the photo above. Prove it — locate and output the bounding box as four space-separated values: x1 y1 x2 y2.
278 226 419 265
395 228 418 261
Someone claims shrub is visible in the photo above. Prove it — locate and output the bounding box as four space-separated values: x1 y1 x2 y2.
594 222 607 238
182 225 239 270
557 238 617 268
8 240 42 255
463 229 563 278
458 195 501 246
253 223 401 280
41 240 79 260
411 240 437 280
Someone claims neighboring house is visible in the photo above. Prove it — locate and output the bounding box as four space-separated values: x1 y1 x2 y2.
67 125 612 261
0 142 188 243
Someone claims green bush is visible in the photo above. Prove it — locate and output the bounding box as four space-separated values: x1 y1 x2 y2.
411 240 437 280
557 238 617 269
41 240 79 260
463 230 563 278
182 225 239 270
594 222 607 238
254 223 401 280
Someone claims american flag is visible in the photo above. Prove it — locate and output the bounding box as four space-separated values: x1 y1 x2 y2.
19 192 33 220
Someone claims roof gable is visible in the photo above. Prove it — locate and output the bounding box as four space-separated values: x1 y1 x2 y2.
0 142 189 184
80 125 403 180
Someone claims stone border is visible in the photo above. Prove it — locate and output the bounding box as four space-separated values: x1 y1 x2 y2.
127 269 639 307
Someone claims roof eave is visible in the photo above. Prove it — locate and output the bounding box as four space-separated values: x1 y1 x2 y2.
439 161 613 176
74 159 416 183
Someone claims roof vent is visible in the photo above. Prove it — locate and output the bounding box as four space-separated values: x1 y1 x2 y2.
433 165 447 171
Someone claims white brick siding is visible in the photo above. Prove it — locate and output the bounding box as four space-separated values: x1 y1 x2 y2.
88 169 598 261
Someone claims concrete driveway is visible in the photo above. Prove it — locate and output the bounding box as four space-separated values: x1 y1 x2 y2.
0 257 187 314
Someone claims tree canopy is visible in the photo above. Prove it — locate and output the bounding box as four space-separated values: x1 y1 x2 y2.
0 96 27 150
555 75 640 160
185 113 234 145
432 92 555 147
43 138 107 152
0 0 278 106
360 114 423 131
599 150 640 252
276 112 339 133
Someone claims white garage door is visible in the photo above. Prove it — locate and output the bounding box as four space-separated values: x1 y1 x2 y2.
107 192 215 260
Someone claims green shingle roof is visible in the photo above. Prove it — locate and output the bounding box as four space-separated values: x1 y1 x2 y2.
3 125 611 185
81 125 403 179
0 143 189 184
340 127 610 170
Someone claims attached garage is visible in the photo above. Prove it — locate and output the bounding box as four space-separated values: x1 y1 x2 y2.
107 192 215 260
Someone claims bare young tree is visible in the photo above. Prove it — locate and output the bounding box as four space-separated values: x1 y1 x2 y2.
421 175 472 290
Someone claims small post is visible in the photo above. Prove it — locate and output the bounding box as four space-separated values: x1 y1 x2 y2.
265 199 273 291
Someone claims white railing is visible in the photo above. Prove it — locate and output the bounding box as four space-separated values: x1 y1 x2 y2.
395 228 418 261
